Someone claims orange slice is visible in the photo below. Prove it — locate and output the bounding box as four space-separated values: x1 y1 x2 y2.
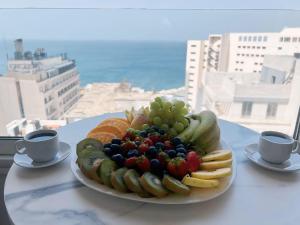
87 132 117 144
88 125 123 138
98 119 130 135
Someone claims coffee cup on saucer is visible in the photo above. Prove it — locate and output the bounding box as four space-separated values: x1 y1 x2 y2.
15 130 59 163
259 131 300 164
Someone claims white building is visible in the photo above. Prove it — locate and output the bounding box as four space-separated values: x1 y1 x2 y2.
186 27 300 109
0 39 80 135
199 54 300 134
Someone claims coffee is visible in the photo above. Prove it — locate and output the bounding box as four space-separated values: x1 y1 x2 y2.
29 133 55 142
263 135 292 144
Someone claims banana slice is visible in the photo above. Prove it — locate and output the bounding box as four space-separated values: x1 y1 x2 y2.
200 158 232 170
182 175 219 188
192 168 231 179
202 150 232 162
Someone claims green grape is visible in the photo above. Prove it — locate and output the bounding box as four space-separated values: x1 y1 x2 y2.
155 97 163 105
162 101 172 111
173 122 184 133
161 123 169 131
180 118 189 127
142 124 150 130
174 100 185 109
153 116 162 126
168 128 177 137
174 113 184 122
150 101 161 111
180 107 189 115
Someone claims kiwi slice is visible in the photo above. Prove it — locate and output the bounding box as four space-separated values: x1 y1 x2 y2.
98 159 117 188
140 172 168 198
76 138 103 156
89 159 104 183
80 151 108 179
124 169 151 198
111 168 128 193
162 175 190 195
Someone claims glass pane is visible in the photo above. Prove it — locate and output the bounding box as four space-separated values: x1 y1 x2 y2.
0 9 300 136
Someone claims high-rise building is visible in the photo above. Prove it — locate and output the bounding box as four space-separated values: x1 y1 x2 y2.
186 27 300 110
0 39 80 135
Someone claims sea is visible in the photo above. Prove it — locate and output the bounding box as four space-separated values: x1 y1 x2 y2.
0 40 186 91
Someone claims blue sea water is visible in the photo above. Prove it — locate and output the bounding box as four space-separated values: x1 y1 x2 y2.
0 40 186 91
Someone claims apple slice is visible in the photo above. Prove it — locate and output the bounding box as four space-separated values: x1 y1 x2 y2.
182 175 219 188
192 168 231 179
202 150 232 162
199 158 232 170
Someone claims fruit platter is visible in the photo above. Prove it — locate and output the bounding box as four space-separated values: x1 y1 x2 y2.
71 97 236 204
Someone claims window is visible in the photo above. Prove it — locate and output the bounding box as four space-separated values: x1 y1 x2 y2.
239 36 242 41
191 45 197 47
258 36 262 42
262 46 266 49
242 102 253 117
284 37 291 42
248 36 252 41
252 46 255 49
236 61 239 64
266 103 278 118
278 46 282 50
240 61 244 64
237 53 240 56
257 46 261 49
190 52 196 54
272 76 276 84
190 66 195 69
293 37 297 42
280 37 284 42
253 36 257 42
190 58 195 62
243 36 247 42
263 36 268 42
238 46 241 48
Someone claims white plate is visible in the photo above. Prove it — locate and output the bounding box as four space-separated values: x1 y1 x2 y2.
14 141 71 169
244 143 300 172
71 141 236 204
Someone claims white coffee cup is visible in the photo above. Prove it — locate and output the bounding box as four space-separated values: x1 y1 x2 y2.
259 131 300 164
15 129 59 162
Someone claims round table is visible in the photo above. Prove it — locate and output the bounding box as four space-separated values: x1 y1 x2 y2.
4 113 300 225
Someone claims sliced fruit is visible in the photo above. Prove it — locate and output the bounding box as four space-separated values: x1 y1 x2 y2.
98 159 117 188
87 132 117 144
123 169 151 197
76 138 103 156
89 159 104 183
111 168 128 193
202 150 232 162
88 125 123 138
182 175 219 188
99 119 130 134
199 158 232 170
192 168 232 180
162 175 190 195
140 172 168 198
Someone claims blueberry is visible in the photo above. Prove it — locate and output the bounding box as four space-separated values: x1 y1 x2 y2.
135 141 141 146
111 154 125 167
111 138 121 145
151 126 160 132
147 146 158 158
155 142 165 150
127 149 140 158
166 149 177 158
103 143 111 148
150 159 163 176
111 144 121 152
140 131 147 138
158 129 165 135
171 137 182 146
177 152 186 158
104 147 113 157
176 144 185 149
176 147 187 154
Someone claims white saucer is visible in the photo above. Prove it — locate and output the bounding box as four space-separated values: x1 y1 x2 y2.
244 143 300 172
14 141 71 169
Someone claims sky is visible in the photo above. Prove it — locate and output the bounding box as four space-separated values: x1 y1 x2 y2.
1 1 300 41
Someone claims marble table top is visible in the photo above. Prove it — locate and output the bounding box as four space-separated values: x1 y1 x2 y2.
4 113 300 225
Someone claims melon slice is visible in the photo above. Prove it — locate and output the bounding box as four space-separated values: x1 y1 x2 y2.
192 168 232 179
202 150 232 162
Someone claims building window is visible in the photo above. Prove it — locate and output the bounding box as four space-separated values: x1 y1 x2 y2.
243 36 247 42
247 46 250 49
261 54 264 57
280 37 284 42
253 70 257 73
191 52 196 54
239 69 243 71
257 46 261 49
242 102 253 117
240 61 244 64
251 54 254 57
242 54 245 56
248 36 252 42
263 36 268 42
190 66 195 69
237 53 240 56
278 47 282 50
266 103 278 118
252 46 255 49
239 36 242 41
190 59 195 62
258 36 262 42
271 76 276 84
253 36 257 42
243 46 246 49
293 37 297 42
236 61 239 64
235 68 238 71
284 37 291 42
238 46 241 48
262 46 266 49
254 62 258 65
191 45 197 47
246 54 249 57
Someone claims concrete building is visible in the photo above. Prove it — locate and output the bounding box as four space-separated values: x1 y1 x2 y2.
198 54 300 134
186 27 300 109
0 39 80 135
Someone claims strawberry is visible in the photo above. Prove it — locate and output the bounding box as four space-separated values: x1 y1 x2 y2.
164 140 173 150
186 151 201 172
125 157 137 168
143 138 154 146
149 133 160 144
123 129 136 141
157 151 170 167
136 155 151 172
167 157 188 178
121 141 137 152
138 143 149 153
